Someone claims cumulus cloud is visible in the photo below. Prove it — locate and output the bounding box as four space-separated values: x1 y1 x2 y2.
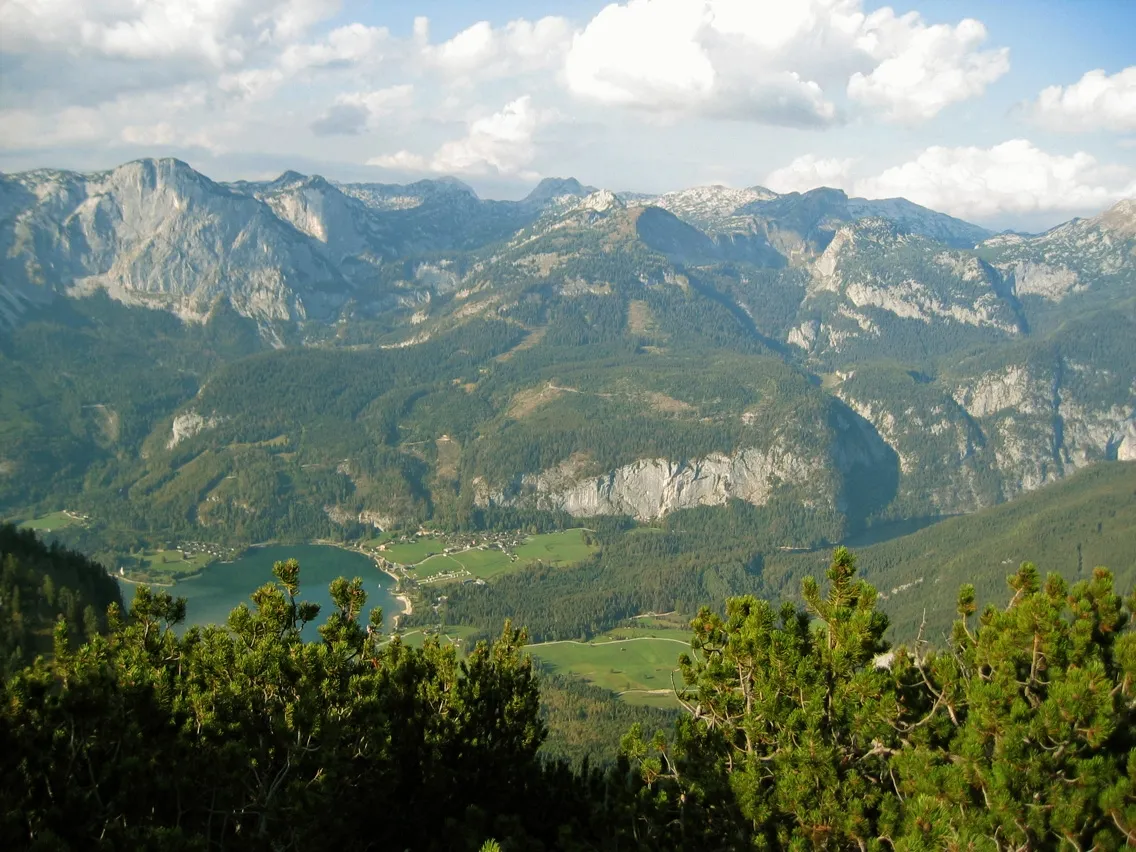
218 24 390 102
766 154 855 193
853 140 1136 220
764 140 1136 221
1030 66 1136 133
0 0 338 66
369 96 550 178
564 0 837 126
0 86 219 153
0 0 373 111
310 85 414 136
418 16 573 78
847 13 1009 121
368 150 431 172
279 23 390 73
564 0 1008 125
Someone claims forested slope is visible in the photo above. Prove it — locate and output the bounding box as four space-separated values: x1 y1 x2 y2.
2 550 1133 849
0 523 122 674
763 461 1136 640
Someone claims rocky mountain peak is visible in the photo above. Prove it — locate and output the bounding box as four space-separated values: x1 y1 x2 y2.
1096 198 1136 238
420 176 479 198
268 170 308 189
648 184 780 232
525 177 597 204
110 157 218 195
576 189 623 213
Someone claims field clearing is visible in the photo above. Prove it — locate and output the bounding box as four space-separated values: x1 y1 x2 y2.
450 547 515 578
19 511 83 531
138 549 214 575
513 529 596 566
396 624 481 650
415 554 466 579
628 611 689 630
404 529 598 584
384 538 445 565
528 637 687 696
360 531 397 549
605 625 691 642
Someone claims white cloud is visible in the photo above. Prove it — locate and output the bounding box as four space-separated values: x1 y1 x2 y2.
766 154 855 193
1030 66 1136 133
310 85 414 135
564 0 1007 125
279 23 390 73
120 121 223 152
367 151 431 172
564 0 835 126
215 23 390 103
337 85 414 117
0 106 105 150
0 85 219 152
0 0 338 66
852 140 1136 219
218 67 287 100
120 122 179 146
417 16 573 79
0 0 371 113
369 96 550 178
847 13 1008 121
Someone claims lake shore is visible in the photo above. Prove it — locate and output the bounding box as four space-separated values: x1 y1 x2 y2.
370 557 414 619
117 574 174 588
314 539 413 620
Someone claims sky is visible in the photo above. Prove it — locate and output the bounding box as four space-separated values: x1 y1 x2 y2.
1 0 1135 230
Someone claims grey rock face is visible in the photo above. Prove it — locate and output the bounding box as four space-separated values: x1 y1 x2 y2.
474 444 824 520
168 411 221 449
0 159 350 322
981 199 1136 300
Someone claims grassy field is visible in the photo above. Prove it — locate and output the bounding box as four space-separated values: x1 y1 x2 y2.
415 554 467 579
383 538 445 565
18 511 82 531
447 547 515 578
360 531 397 549
136 549 214 576
396 624 482 650
404 529 599 584
625 611 689 631
513 529 596 566
605 625 691 642
528 636 688 700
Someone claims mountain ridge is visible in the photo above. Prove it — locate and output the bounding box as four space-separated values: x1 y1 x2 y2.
1 157 1132 547
4 157 1130 332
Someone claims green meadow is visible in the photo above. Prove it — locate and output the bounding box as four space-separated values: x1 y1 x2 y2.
513 529 596 566
405 529 599 583
528 636 688 704
136 549 215 576
18 511 82 532
383 538 446 565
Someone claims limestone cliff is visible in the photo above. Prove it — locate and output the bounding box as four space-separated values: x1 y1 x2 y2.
472 404 893 522
0 159 350 322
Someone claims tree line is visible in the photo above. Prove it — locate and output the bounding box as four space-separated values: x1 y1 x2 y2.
2 525 1133 849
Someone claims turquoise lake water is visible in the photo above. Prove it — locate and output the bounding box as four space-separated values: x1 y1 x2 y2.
120 544 398 639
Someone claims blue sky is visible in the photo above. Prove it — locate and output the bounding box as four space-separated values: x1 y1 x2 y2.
1 0 1134 229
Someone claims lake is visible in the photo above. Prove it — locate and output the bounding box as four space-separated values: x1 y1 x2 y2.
119 544 398 639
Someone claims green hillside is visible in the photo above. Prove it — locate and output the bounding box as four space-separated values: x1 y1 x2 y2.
763 461 1136 641
0 523 123 674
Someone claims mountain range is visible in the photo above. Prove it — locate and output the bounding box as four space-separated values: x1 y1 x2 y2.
1 158 1133 583
1 157 1000 326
